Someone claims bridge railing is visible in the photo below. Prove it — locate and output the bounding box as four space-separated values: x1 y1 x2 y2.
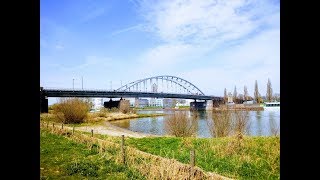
43 87 203 95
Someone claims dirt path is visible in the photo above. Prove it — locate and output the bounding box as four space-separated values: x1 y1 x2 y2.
65 121 159 138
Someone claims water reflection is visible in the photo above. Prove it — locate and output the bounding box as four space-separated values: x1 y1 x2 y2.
110 109 280 137
269 111 280 136
255 111 263 136
150 117 158 134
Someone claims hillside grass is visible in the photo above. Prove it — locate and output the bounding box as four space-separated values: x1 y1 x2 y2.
40 129 145 179
124 136 280 180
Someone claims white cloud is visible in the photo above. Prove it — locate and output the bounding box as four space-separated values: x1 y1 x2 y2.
179 29 280 96
140 43 194 66
138 0 276 44
136 0 279 67
132 0 279 96
110 24 143 37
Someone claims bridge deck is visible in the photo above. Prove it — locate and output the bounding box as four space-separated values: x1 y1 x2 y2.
42 89 222 100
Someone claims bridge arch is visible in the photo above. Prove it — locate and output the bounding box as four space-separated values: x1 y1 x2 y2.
116 75 205 95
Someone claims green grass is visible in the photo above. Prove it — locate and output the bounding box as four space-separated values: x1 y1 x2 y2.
124 136 280 180
40 129 145 179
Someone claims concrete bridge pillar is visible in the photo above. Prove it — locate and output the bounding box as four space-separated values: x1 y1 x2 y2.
40 87 48 113
206 100 213 110
190 100 207 111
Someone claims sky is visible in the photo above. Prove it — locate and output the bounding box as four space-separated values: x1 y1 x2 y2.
40 0 280 103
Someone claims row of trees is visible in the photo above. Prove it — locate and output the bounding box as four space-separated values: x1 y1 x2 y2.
224 78 278 104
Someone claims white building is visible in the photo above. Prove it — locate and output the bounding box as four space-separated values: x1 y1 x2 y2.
150 98 163 107
227 92 233 103
93 98 104 110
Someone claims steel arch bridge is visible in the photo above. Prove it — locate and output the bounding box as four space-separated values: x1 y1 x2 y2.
40 75 224 113
117 75 205 95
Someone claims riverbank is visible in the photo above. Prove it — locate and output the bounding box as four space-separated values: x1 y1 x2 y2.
40 129 145 179
40 111 164 125
67 121 158 138
136 107 190 111
87 112 164 123
213 104 264 111
40 112 164 138
41 124 279 179
40 126 234 179
136 105 264 111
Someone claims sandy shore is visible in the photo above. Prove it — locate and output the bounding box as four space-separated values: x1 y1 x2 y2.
65 121 159 138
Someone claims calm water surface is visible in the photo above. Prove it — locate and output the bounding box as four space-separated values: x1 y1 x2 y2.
110 109 280 137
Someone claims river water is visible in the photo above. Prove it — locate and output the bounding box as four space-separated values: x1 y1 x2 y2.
110 109 280 137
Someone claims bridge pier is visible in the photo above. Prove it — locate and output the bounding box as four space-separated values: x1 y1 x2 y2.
40 87 48 113
104 98 130 111
190 100 207 111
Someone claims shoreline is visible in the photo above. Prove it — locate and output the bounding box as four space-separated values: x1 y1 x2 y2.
63 121 159 138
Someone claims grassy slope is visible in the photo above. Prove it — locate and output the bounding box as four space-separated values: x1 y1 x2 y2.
124 136 280 180
40 129 145 179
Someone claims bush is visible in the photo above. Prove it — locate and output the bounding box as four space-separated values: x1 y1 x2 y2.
208 107 233 137
97 107 108 117
110 107 119 113
119 100 130 114
164 111 197 137
52 98 91 124
234 110 250 136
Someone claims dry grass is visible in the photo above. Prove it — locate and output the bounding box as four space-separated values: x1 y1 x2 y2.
52 98 91 124
164 111 197 137
119 100 130 114
85 112 139 123
208 107 233 138
41 124 232 180
233 110 251 136
40 113 57 122
195 136 280 179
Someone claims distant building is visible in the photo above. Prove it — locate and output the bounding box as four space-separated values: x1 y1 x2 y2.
93 98 104 110
176 99 189 107
227 92 233 103
243 100 254 105
150 98 163 107
135 98 149 108
163 98 175 108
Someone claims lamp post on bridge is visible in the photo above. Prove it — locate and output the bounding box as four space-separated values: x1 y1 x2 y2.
72 78 75 90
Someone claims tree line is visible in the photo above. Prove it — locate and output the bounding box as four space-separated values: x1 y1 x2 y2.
223 78 279 104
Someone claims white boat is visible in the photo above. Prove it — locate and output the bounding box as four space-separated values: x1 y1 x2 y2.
263 102 280 111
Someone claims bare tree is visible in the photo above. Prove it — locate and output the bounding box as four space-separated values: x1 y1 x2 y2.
266 78 273 102
254 80 260 103
208 107 232 137
234 109 251 136
244 86 248 101
233 86 237 104
224 88 228 104
164 111 197 137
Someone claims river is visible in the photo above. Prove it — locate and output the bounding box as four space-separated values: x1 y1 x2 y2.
110 109 280 137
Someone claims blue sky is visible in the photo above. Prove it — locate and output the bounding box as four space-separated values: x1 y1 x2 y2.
41 0 280 101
